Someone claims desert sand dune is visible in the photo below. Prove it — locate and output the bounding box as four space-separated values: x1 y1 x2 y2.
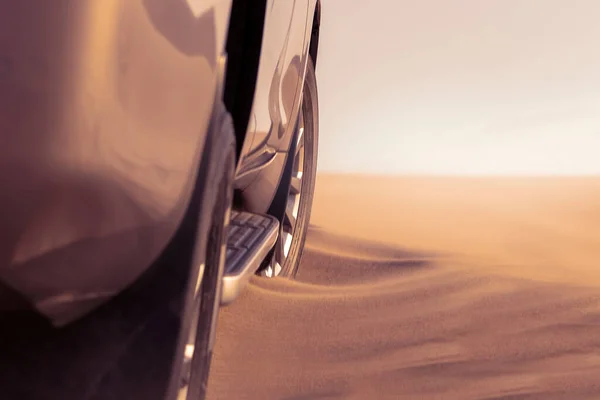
207 175 600 400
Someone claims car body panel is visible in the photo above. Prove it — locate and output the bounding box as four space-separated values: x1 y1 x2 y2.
0 0 232 324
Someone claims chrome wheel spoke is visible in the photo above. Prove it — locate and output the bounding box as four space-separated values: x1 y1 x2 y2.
290 176 302 195
263 95 309 277
273 260 282 276
295 127 305 153
282 230 293 258
283 201 297 231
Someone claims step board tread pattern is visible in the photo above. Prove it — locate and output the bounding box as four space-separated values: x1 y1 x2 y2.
221 211 279 305
224 211 279 277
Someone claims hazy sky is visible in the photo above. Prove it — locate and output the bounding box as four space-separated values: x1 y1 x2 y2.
316 0 600 175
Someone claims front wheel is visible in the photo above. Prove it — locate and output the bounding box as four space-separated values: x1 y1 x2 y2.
263 58 319 278
166 103 236 400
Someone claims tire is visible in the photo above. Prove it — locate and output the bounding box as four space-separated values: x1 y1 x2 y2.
89 103 236 400
264 57 319 278
164 103 236 400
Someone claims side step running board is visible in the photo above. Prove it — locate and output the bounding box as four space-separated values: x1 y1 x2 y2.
220 211 279 305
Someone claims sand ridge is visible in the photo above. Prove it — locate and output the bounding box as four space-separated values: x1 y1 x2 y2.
207 175 600 400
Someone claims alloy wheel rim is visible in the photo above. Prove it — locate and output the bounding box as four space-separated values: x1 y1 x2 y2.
262 112 305 277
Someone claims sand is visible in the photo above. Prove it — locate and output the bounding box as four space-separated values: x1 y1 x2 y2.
207 174 600 400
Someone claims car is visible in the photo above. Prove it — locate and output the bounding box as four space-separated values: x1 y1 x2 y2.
0 1 321 399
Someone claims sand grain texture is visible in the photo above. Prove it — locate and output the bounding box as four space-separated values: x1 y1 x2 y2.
207 175 600 400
